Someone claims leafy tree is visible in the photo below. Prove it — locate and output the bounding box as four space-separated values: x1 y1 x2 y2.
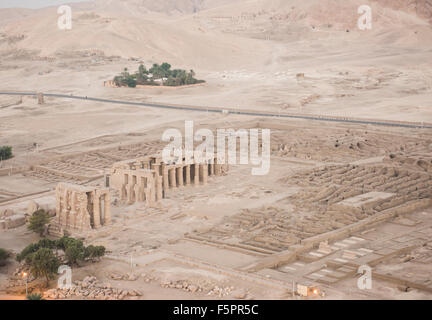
121 67 129 78
0 146 13 161
37 238 57 249
27 293 44 300
113 75 123 87
17 243 40 263
138 64 148 76
17 237 106 288
164 77 176 87
30 248 59 287
65 242 86 265
0 248 10 266
161 62 171 71
55 236 73 251
149 63 162 78
28 209 50 237
19 236 105 266
125 77 137 88
56 236 90 265
136 65 149 84
16 239 58 263
85 245 106 260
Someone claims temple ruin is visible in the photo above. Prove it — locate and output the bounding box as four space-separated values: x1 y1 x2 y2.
110 155 229 205
50 183 111 236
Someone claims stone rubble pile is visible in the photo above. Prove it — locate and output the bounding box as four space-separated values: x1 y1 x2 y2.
109 272 156 282
161 280 203 293
160 280 235 297
207 285 235 297
44 276 142 300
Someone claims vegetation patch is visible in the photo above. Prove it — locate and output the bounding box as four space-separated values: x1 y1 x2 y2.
0 248 11 266
0 146 13 161
113 63 205 88
27 209 51 237
16 237 106 286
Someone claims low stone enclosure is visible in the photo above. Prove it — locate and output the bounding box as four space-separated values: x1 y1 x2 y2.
49 183 112 236
110 155 229 206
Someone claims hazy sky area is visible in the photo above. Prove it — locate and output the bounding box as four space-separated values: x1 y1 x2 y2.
0 0 91 9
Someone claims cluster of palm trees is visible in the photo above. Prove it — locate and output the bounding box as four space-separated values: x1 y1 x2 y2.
113 63 205 87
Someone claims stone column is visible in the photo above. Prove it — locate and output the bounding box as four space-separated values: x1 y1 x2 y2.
121 183 127 201
220 163 229 174
169 168 177 188
145 177 155 207
70 191 77 229
61 189 69 226
127 182 134 204
65 191 72 228
152 164 161 176
104 193 111 225
135 183 142 202
177 167 184 187
93 193 101 229
204 164 209 184
162 165 169 192
194 164 200 185
209 163 215 176
144 189 151 207
215 163 222 176
200 164 208 185
185 165 191 186
151 176 157 204
156 173 163 201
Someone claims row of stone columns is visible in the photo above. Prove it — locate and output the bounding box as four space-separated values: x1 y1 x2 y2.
120 171 164 207
159 161 226 190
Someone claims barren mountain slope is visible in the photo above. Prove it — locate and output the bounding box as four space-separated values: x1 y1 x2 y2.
1 0 431 63
92 0 244 15
0 5 269 69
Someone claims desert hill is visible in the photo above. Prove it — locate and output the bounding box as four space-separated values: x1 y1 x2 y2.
0 0 430 62
91 0 243 15
0 0 431 65
0 5 269 69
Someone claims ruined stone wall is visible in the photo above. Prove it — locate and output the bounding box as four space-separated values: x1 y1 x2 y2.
51 183 111 236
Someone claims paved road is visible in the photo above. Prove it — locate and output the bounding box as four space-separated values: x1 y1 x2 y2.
1 91 431 129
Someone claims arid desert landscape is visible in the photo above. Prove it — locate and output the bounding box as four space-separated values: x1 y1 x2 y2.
0 0 432 300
